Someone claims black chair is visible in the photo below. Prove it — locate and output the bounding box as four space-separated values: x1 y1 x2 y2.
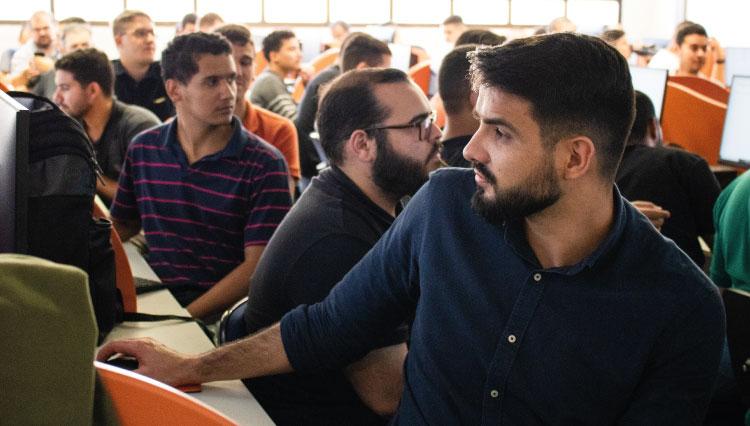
722 288 750 408
218 297 249 344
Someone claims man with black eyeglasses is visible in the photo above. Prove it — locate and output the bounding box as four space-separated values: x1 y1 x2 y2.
111 10 175 121
100 68 441 425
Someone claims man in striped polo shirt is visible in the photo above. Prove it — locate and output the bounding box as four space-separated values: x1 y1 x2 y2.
110 32 291 319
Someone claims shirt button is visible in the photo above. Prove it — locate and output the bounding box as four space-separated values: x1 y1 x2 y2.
533 273 542 282
490 389 500 398
507 334 516 344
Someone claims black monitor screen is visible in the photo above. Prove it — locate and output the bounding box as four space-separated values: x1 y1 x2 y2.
0 91 29 253
719 75 750 168
630 66 668 120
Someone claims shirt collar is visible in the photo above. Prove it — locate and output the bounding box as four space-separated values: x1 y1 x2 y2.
161 116 246 162
112 60 161 81
503 186 628 275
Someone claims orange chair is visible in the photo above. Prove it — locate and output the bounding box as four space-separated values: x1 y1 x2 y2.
430 93 446 129
93 199 137 313
95 361 237 426
408 60 431 96
292 48 340 103
661 80 728 165
253 52 268 77
668 75 729 103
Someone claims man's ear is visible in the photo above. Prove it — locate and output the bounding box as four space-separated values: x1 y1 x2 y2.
114 34 124 49
165 79 182 103
345 129 378 163
85 82 101 102
558 136 596 180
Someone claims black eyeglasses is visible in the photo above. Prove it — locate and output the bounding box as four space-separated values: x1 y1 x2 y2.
364 112 436 142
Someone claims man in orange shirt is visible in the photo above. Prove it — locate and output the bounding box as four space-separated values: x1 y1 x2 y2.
215 24 300 193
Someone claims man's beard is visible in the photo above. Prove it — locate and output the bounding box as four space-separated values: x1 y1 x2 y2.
372 133 437 199
470 155 562 226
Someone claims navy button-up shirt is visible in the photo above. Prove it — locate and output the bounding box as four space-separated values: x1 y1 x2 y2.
281 168 724 425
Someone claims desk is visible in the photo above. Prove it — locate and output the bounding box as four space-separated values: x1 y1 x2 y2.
105 244 274 426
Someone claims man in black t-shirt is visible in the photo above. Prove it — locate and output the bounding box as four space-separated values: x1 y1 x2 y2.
111 10 175 121
54 48 160 204
616 91 721 267
243 68 441 425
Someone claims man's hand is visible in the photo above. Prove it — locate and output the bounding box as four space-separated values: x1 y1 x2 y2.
97 338 200 386
632 200 671 231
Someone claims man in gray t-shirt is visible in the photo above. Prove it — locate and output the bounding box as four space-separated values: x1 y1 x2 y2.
53 48 160 203
250 30 302 120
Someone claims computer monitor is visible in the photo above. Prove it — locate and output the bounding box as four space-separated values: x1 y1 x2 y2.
719 75 750 167
725 48 750 88
629 66 668 120
0 91 30 253
388 43 412 72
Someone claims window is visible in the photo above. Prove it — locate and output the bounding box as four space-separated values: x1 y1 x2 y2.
393 0 451 24
55 0 122 22
125 0 193 22
567 0 619 32
454 0 510 25
329 0 390 24
196 0 263 24
265 0 327 23
3 0 51 21
510 0 565 26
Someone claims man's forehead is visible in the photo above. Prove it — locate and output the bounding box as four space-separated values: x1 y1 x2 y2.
195 53 236 75
375 81 430 118
127 17 153 29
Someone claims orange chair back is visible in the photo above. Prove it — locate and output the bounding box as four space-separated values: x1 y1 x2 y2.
430 93 446 129
668 75 729 103
254 52 268 77
292 48 340 103
93 199 137 313
661 80 728 165
96 362 237 426
409 60 431 96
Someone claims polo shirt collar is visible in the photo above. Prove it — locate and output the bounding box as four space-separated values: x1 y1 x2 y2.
113 60 161 81
503 186 628 275
161 116 246 162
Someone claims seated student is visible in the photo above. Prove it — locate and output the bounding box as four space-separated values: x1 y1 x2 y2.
711 170 750 291
9 11 58 92
441 15 467 46
250 30 302 120
110 33 291 319
616 91 721 267
214 24 300 193
438 45 480 168
34 21 92 100
53 48 161 204
295 32 391 180
198 13 224 33
673 22 725 83
111 10 175 121
243 68 441 425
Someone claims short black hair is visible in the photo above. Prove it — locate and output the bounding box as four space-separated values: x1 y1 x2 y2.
180 13 197 28
214 24 254 49
340 32 391 72
55 48 114 96
443 15 464 25
676 23 707 46
317 68 409 166
262 30 296 62
161 32 232 84
628 91 656 146
469 33 635 181
455 30 506 47
439 45 476 115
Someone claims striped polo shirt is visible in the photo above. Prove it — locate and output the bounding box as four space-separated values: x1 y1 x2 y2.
111 117 291 288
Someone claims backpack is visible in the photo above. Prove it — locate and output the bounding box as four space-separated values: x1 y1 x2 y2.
10 91 123 342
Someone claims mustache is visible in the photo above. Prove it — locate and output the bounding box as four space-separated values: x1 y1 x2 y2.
472 161 496 184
